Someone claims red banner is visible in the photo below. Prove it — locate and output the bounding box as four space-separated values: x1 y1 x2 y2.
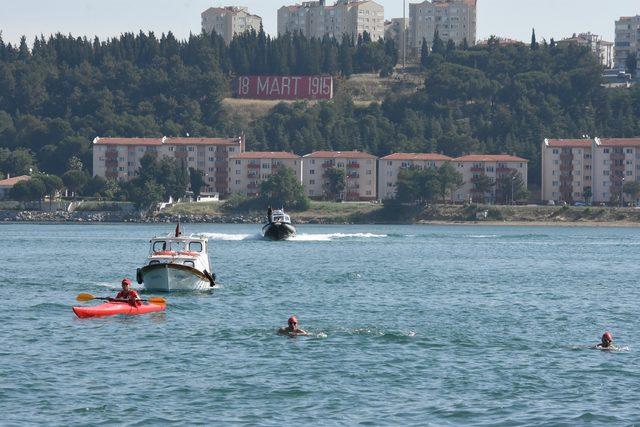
234 75 333 100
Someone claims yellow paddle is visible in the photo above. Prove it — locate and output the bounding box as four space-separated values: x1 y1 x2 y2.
76 293 166 305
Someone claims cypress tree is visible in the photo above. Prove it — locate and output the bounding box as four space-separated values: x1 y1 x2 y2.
530 28 538 50
420 38 429 68
431 29 444 55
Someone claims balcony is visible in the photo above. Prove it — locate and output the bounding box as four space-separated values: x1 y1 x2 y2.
610 152 625 161
247 172 258 179
271 163 282 170
347 162 360 169
496 166 511 173
347 173 359 179
322 161 334 168
470 167 484 173
247 183 258 189
247 163 261 169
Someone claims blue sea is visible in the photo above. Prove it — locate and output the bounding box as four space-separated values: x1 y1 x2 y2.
0 223 638 425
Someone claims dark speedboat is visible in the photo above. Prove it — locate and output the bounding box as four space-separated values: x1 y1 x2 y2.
262 209 296 241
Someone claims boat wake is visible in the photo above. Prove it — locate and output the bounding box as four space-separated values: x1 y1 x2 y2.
197 232 387 242
290 232 387 241
197 232 262 241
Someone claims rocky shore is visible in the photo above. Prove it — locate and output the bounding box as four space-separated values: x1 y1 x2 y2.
0 210 339 224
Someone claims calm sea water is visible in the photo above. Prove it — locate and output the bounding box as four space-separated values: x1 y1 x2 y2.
0 223 638 425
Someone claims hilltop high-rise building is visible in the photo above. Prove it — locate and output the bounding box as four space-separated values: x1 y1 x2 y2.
278 0 385 42
557 32 613 69
201 6 262 44
615 15 640 70
409 0 477 55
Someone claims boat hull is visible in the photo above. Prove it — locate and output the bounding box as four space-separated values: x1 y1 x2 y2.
262 222 296 241
140 263 214 292
73 301 165 318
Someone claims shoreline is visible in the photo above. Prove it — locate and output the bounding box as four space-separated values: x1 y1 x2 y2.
2 209 640 227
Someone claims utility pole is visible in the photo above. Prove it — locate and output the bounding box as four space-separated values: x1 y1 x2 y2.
402 0 406 71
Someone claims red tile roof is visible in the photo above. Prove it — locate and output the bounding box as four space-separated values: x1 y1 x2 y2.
165 137 241 146
231 151 300 159
545 139 592 148
381 153 452 161
597 138 640 147
304 150 377 159
93 137 242 146
0 175 30 187
454 154 528 163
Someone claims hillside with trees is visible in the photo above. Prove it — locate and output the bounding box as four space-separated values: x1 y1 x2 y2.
0 28 639 196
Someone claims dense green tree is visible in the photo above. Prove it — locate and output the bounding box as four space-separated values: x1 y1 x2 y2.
322 166 346 201
259 166 309 210
420 38 430 68
431 30 445 55
36 173 64 207
626 53 638 76
582 186 592 204
495 170 528 204
62 169 89 198
531 28 538 50
0 148 35 176
623 180 640 204
437 162 463 202
189 167 206 199
473 174 495 203
10 177 45 203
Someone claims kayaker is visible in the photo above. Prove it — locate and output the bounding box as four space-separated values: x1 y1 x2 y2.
596 331 614 349
278 316 308 335
113 278 141 306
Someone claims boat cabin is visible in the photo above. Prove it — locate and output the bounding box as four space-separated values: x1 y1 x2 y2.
148 235 208 267
271 210 291 224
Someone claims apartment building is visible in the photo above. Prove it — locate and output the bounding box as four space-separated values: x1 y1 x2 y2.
278 0 385 42
409 0 477 54
378 153 452 200
558 32 613 68
92 136 245 196
452 155 528 203
228 152 302 197
202 6 262 44
615 15 640 70
592 138 640 204
541 139 593 204
302 151 377 201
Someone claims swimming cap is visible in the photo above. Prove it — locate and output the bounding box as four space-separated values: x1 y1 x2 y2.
122 278 132 286
288 316 298 324
603 331 613 342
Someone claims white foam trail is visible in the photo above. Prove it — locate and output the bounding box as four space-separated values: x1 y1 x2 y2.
197 232 261 241
289 232 387 241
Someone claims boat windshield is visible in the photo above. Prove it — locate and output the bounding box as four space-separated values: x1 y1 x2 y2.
272 211 290 223
151 239 203 253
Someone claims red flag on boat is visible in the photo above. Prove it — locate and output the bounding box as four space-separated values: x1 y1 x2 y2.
175 222 181 237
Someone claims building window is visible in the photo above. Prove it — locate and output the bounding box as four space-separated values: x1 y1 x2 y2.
366 170 372 175
552 149 559 154
169 147 175 152
310 170 315 175
626 171 633 176
262 164 270 169
188 147 194 152
309 180 315 185
604 148 610 154
235 180 241 185
603 170 609 176
208 147 215 152
235 160 241 165
236 170 240 175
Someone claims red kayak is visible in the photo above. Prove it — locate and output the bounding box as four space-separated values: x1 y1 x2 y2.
73 301 165 318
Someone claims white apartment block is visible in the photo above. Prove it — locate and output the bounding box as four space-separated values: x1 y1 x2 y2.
202 6 262 44
92 136 245 196
615 15 640 70
278 0 385 42
409 0 477 55
592 138 640 204
541 139 593 204
228 152 302 197
452 155 528 203
302 151 377 201
558 33 613 68
541 137 640 204
378 153 452 200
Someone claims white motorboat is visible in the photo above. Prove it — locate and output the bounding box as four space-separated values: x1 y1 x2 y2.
137 224 216 292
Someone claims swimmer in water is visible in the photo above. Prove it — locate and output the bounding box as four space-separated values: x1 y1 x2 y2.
278 316 308 335
596 331 614 349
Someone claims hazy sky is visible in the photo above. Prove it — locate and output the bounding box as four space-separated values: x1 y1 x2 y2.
0 1 638 45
